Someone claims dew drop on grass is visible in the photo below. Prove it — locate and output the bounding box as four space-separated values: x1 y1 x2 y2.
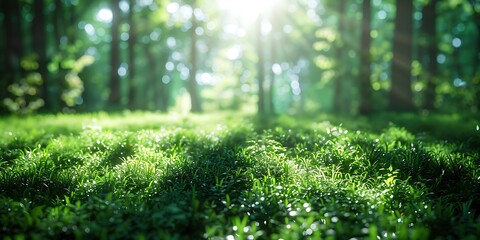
289 211 298 216
326 229 335 235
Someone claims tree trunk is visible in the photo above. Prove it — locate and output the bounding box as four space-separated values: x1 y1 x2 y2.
333 0 346 113
269 9 278 115
1 0 23 114
108 0 121 108
32 0 49 111
51 0 66 111
422 0 438 111
67 3 78 44
389 0 415 112
189 5 202 113
256 14 266 115
474 19 480 111
359 0 373 114
468 1 480 111
144 42 169 112
53 0 64 46
127 0 137 110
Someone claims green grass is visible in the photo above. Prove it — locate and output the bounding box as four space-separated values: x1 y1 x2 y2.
1 112 479 239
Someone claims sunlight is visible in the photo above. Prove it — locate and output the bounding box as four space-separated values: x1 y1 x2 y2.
217 0 275 24
96 8 112 23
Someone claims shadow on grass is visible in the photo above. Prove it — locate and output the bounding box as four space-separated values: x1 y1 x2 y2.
65 128 258 239
1 113 479 239
252 114 480 238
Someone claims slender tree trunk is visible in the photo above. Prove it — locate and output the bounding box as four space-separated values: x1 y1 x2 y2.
158 54 170 112
53 0 64 47
389 0 414 112
32 0 49 111
144 43 155 111
144 42 169 112
108 0 121 108
51 0 66 111
269 9 278 115
422 0 438 110
127 0 137 110
256 14 266 115
467 1 479 73
359 0 373 114
474 20 480 111
189 5 202 113
1 0 23 114
269 42 276 115
67 3 77 44
333 0 346 113
467 1 480 110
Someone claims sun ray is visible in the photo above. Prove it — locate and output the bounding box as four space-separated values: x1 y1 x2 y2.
217 0 275 25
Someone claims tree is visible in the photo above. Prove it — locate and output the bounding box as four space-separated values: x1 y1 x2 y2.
32 0 49 110
268 8 278 115
127 0 137 110
188 1 202 113
359 0 373 114
466 0 480 110
389 0 415 112
50 0 64 112
256 14 266 115
0 0 23 114
421 0 438 111
144 40 169 112
108 0 121 108
333 0 346 113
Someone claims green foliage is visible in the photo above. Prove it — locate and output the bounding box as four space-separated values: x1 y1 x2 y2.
58 55 95 108
3 54 45 114
0 112 479 239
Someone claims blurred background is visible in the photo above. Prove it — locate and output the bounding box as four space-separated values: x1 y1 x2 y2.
0 0 479 115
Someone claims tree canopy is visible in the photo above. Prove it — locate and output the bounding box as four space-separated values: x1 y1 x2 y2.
0 0 479 115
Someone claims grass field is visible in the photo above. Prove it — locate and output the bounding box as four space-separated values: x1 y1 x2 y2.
1 112 479 239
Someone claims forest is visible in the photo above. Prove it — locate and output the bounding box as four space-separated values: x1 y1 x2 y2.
1 0 478 115
1 0 480 239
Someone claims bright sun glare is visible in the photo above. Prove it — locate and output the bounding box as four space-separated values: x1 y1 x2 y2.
218 0 275 24
96 8 113 23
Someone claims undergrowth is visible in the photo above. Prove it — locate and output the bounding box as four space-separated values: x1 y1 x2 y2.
0 112 479 239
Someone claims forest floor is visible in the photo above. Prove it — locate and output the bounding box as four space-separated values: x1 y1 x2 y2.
1 111 479 239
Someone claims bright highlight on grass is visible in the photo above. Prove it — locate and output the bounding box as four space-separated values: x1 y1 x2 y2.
1 113 479 239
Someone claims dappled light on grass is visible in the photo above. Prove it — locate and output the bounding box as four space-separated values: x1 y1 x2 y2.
0 113 479 239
